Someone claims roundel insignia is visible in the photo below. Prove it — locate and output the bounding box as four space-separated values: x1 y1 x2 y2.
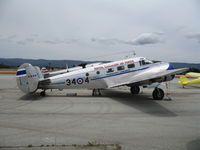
77 78 84 84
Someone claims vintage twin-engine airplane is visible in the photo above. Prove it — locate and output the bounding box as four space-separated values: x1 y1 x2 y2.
16 57 187 100
184 72 200 78
40 63 102 78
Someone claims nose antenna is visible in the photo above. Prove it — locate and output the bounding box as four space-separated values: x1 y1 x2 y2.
125 50 136 59
133 50 136 57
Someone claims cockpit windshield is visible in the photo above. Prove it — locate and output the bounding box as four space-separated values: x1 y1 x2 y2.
144 59 153 64
139 58 153 66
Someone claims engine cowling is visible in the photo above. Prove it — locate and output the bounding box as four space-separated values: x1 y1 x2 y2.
163 75 175 82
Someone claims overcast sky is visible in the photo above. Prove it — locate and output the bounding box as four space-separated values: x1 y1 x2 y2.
0 0 200 62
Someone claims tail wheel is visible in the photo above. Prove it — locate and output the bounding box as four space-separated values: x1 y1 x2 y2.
152 88 164 100
130 86 140 94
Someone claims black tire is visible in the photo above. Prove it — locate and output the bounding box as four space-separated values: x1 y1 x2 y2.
152 88 164 100
130 86 140 94
92 89 96 96
40 91 46 97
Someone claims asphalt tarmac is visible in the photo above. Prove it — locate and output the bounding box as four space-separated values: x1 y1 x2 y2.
0 75 200 150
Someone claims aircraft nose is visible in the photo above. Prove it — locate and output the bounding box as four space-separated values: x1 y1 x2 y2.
167 63 174 70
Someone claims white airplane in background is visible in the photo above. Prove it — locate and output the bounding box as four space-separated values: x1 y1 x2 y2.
16 57 187 100
40 63 102 78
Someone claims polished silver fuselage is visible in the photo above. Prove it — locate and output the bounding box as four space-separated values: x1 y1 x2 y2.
41 57 171 90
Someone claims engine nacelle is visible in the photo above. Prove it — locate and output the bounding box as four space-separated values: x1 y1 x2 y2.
163 75 175 82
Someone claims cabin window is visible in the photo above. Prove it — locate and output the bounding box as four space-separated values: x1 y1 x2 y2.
117 66 125 71
96 71 100 75
128 63 135 68
107 68 114 73
86 73 89 76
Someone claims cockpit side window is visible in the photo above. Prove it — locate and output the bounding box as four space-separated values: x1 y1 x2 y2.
139 60 145 66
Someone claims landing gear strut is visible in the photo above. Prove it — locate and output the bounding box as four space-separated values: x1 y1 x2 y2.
40 90 46 97
92 89 102 96
130 86 140 94
152 88 164 100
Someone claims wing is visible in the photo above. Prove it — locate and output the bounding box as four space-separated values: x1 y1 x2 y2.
109 68 188 88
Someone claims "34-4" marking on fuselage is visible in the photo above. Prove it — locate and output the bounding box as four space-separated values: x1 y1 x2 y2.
66 77 89 86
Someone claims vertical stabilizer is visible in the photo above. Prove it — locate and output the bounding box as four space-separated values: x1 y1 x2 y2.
16 63 43 93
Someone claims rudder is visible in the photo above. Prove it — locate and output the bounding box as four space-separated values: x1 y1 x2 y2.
16 63 44 94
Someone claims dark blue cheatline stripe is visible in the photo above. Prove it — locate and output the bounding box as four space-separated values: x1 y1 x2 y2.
91 67 149 81
16 70 26 76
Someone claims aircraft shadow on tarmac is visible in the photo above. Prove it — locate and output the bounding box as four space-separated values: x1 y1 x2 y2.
187 138 200 150
18 93 44 101
102 89 177 117
18 89 177 117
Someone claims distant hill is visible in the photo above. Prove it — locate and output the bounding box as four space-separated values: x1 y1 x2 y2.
0 58 93 68
0 58 200 69
170 62 200 69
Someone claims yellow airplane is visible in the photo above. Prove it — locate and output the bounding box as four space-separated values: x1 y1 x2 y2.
185 72 200 78
179 72 200 87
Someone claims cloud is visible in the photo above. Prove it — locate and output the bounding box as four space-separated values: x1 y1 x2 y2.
31 34 39 37
64 39 79 44
0 33 79 45
6 34 17 40
91 37 124 45
0 34 17 43
42 39 79 45
43 39 62 44
185 33 200 43
16 38 35 45
125 32 164 45
1 32 164 47
91 32 164 46
25 38 35 42
16 41 26 45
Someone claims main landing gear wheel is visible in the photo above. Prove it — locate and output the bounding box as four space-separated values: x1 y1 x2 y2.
40 91 46 97
152 88 164 100
130 86 140 94
92 89 102 96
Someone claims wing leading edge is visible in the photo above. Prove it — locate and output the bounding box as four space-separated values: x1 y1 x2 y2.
109 68 188 88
